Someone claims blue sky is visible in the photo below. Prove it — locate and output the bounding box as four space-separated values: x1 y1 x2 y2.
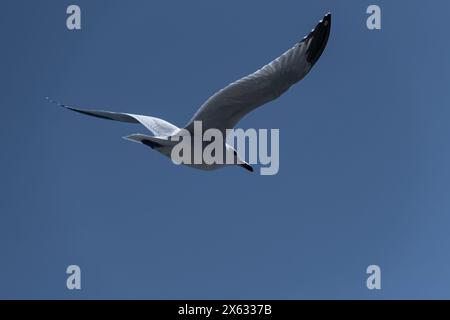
1 0 450 299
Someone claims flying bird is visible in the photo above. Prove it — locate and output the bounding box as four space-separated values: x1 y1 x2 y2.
50 13 331 172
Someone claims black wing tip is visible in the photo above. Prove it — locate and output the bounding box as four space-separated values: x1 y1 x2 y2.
302 12 332 65
320 12 332 25
45 96 68 108
46 98 90 116
323 12 332 28
239 163 254 172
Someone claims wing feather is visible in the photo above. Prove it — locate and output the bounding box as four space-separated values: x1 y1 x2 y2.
185 13 331 135
48 98 180 137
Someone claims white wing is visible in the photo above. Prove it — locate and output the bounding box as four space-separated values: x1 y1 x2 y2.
185 13 331 135
49 98 180 137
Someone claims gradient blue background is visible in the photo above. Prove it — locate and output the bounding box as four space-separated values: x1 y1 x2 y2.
1 0 450 299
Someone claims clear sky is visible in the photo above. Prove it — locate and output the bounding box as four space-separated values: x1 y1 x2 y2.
1 0 450 299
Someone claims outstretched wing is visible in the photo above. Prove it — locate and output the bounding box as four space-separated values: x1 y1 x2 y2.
48 98 180 137
185 13 331 135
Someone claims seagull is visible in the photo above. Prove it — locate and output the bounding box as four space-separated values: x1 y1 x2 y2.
50 13 331 172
